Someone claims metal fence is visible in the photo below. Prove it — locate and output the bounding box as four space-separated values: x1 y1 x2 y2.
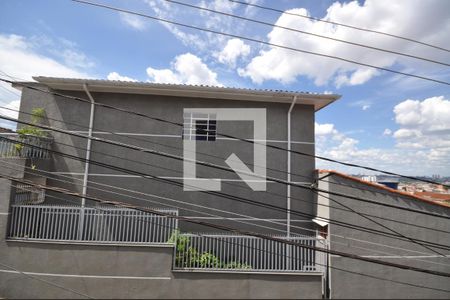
8 204 178 244
14 184 45 205
173 233 327 273
0 133 52 159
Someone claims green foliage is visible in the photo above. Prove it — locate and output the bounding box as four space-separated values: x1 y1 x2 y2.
31 107 45 124
224 261 252 269
14 107 47 155
198 252 221 268
170 230 252 270
17 125 47 138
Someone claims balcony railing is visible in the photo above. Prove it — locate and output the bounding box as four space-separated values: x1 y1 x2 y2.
0 133 52 159
8 204 178 244
14 184 45 205
173 233 327 273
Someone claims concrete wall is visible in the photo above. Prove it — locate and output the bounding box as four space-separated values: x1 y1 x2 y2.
18 85 317 235
318 173 450 299
0 241 322 299
0 158 323 299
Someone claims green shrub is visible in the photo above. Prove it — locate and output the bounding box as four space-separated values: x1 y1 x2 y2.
169 230 252 270
14 107 47 156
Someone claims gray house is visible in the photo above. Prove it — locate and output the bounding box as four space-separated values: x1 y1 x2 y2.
0 77 448 299
0 77 339 299
316 171 450 299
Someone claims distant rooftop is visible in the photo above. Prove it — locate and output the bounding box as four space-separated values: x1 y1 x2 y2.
319 170 450 209
12 76 341 112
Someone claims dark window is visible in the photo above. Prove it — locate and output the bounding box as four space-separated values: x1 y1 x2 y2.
183 113 217 141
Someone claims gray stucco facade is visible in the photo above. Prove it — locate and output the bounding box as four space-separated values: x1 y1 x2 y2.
14 79 332 235
317 172 450 299
0 78 340 298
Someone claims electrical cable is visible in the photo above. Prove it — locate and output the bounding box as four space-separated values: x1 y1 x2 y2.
2 114 449 223
2 135 450 253
2 174 450 279
3 76 448 189
0 261 94 299
2 104 449 236
70 0 450 86
4 179 449 294
165 0 450 67
228 0 450 53
4 160 450 268
311 189 445 257
4 104 449 235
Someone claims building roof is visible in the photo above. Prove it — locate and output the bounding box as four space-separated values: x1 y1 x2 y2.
318 170 450 209
414 191 450 202
0 127 14 133
13 77 341 112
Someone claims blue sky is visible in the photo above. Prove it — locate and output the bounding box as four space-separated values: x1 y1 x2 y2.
0 0 449 175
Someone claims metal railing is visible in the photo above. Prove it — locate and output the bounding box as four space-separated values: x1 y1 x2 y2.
14 184 45 205
8 204 178 244
0 133 52 159
173 233 327 273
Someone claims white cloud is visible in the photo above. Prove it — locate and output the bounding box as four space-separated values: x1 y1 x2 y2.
392 96 450 150
61 49 95 69
216 38 251 67
383 128 392 136
145 0 208 49
0 33 95 130
0 99 20 130
107 72 137 82
0 99 19 119
119 12 147 31
0 34 90 81
315 95 450 175
348 100 373 111
315 122 336 136
146 53 222 86
239 0 450 87
144 0 252 56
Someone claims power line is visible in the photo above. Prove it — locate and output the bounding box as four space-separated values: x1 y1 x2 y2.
0 104 311 181
2 134 450 252
3 114 449 225
311 189 445 257
0 174 450 277
165 0 450 67
6 103 444 221
0 261 94 299
2 77 448 189
5 159 449 265
3 189 450 295
3 179 449 295
1 108 443 259
229 0 450 53
3 106 447 235
3 174 450 278
71 0 450 86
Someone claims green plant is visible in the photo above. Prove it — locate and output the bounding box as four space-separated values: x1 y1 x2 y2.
198 252 221 268
14 107 47 156
225 261 252 269
169 230 252 270
31 107 45 123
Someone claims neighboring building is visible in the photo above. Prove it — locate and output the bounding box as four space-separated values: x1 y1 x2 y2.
0 77 339 299
0 127 14 133
316 170 450 299
361 175 400 190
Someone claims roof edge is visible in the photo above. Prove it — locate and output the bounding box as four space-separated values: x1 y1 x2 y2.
317 170 450 209
26 76 341 111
